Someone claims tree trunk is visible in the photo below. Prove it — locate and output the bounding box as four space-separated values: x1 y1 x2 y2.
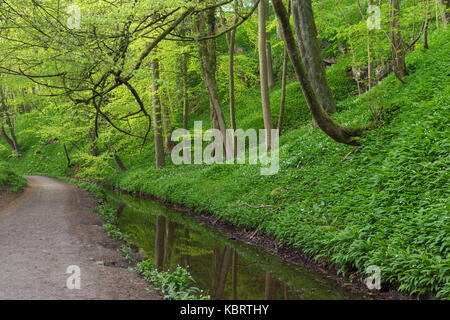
272 0 366 146
424 1 430 49
277 45 288 136
113 153 127 172
389 0 408 82
276 0 291 135
291 0 336 129
109 140 127 172
152 53 166 168
89 127 99 156
226 2 239 158
182 53 189 130
367 0 373 90
291 0 336 115
161 100 174 155
0 125 15 150
438 0 449 27
0 87 20 154
196 8 230 159
63 143 72 168
259 0 274 151
356 0 373 90
5 117 20 154
266 1 276 89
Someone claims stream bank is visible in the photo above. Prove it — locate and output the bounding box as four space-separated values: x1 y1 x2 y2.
97 183 410 300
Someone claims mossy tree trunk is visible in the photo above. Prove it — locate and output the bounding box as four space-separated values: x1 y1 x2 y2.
291 0 336 127
259 0 273 151
389 0 408 82
276 0 291 136
226 1 239 157
152 52 166 169
0 125 15 151
272 0 367 146
438 0 449 27
182 53 189 130
196 8 230 159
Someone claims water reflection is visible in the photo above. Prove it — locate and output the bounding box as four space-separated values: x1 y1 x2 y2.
106 191 359 300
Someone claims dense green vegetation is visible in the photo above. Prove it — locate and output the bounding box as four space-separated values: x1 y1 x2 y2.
4 30 449 298
109 31 450 299
0 0 448 299
0 161 26 192
137 261 210 300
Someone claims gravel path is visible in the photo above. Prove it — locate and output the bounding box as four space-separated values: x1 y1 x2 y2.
0 176 160 300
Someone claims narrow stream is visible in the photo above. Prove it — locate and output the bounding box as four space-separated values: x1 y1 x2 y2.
105 190 361 300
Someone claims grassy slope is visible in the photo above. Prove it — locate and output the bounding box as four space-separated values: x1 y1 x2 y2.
2 31 449 298
0 161 27 192
108 31 450 298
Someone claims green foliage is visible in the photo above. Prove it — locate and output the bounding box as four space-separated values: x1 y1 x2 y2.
94 204 117 224
106 31 449 299
136 260 210 300
0 0 448 300
0 161 27 192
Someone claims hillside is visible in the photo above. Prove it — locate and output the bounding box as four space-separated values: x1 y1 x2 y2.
2 27 449 299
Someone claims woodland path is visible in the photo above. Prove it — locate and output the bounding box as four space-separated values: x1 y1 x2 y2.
0 176 159 300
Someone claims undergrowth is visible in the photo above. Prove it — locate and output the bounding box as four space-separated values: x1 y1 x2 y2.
2 31 448 299
0 161 27 192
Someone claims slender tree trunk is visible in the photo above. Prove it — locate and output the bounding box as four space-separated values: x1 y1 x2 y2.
0 125 15 150
113 153 127 172
259 0 273 151
0 87 20 154
389 0 408 82
277 0 291 135
272 0 366 146
196 8 230 159
367 0 373 90
226 2 239 158
109 140 127 172
161 100 174 155
356 0 373 90
266 1 276 89
63 143 72 168
424 0 430 49
152 53 166 168
277 46 288 135
89 127 99 156
182 53 189 130
438 0 449 27
5 117 19 154
291 0 336 130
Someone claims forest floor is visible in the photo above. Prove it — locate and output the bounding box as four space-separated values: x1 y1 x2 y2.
0 176 160 300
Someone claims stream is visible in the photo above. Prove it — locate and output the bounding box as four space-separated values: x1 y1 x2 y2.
104 190 361 300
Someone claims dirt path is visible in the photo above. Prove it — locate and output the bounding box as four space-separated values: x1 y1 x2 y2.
0 176 160 300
